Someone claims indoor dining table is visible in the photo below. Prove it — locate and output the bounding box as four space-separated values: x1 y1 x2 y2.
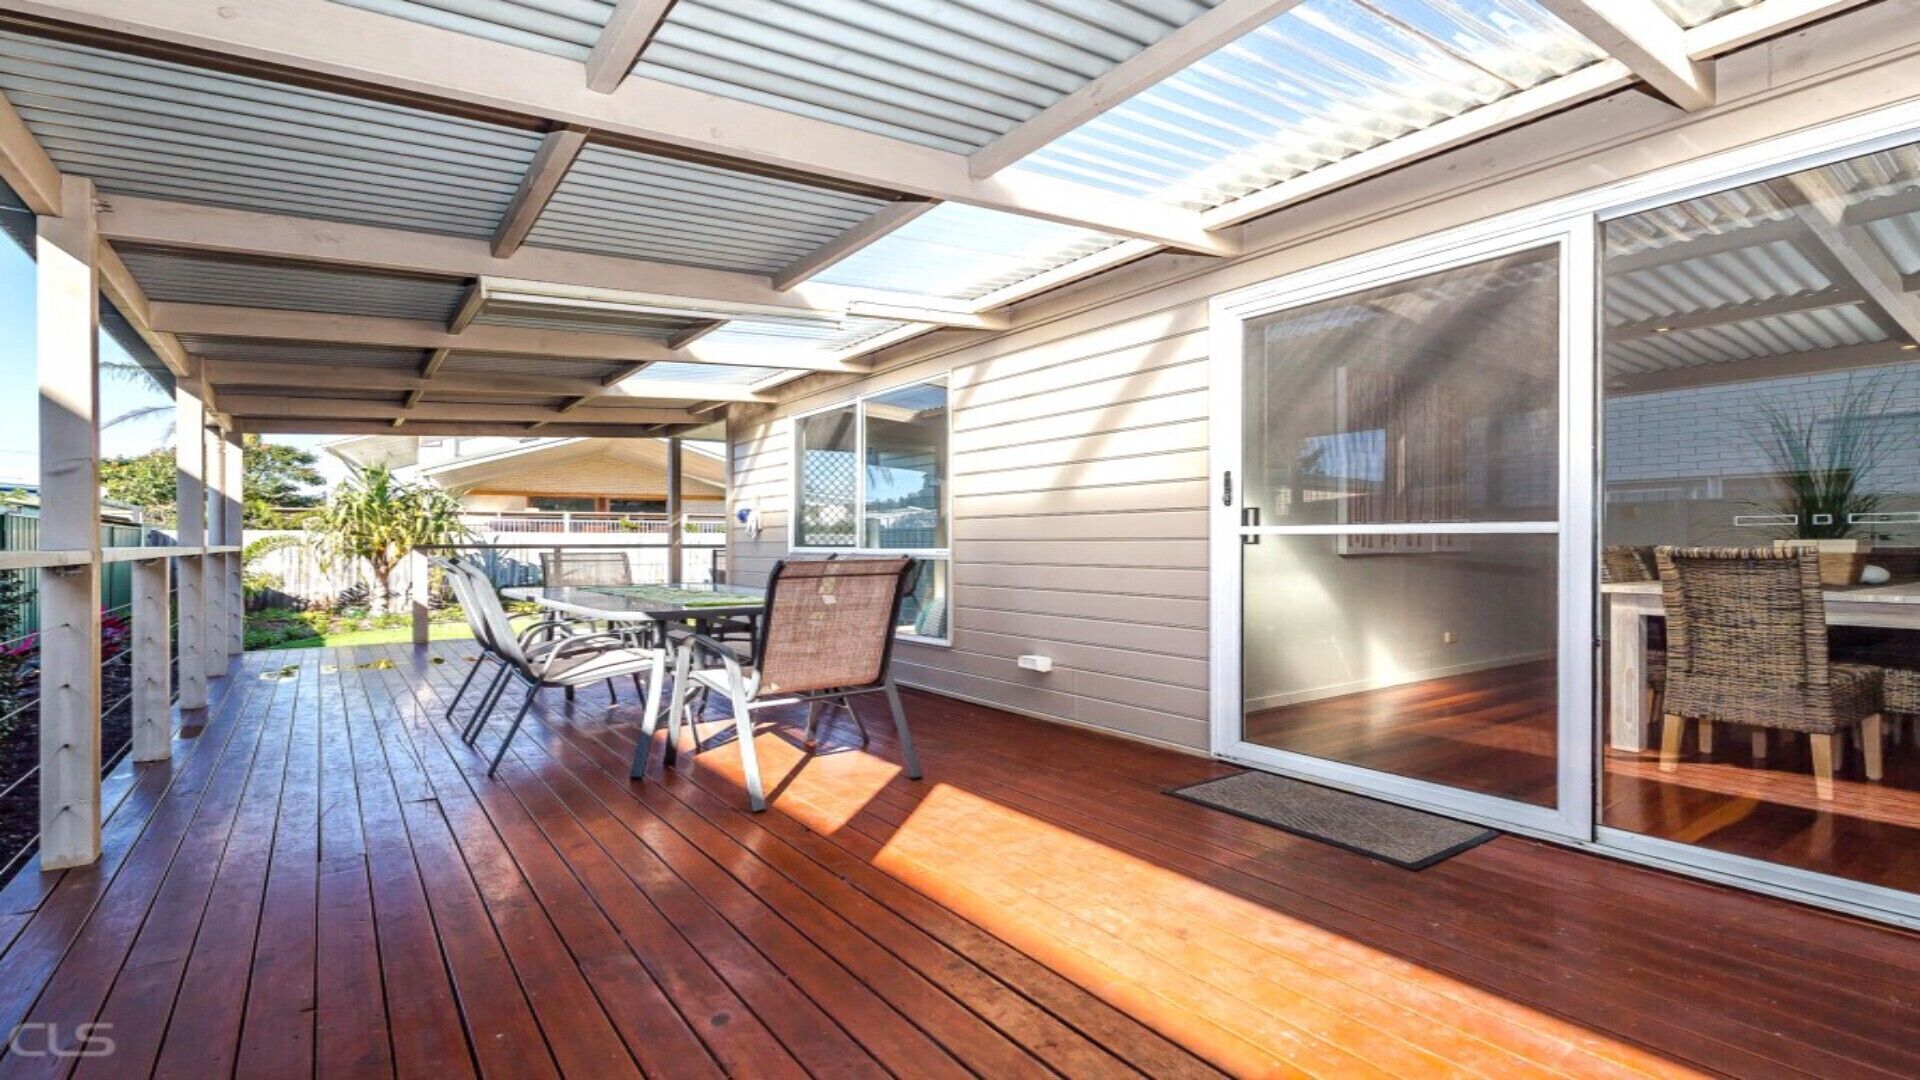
1603 578 1920 750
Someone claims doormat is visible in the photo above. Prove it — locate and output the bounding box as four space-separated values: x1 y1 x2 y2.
1169 771 1500 870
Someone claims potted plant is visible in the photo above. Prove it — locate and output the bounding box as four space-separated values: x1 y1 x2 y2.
1747 375 1914 585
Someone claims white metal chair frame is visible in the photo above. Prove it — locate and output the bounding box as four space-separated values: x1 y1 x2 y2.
650 557 924 812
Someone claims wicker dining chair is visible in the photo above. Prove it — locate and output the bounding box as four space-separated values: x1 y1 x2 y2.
1654 546 1884 799
651 555 923 812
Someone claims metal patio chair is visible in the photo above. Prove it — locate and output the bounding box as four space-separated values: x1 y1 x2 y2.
456 558 670 776
540 549 633 586
655 555 923 812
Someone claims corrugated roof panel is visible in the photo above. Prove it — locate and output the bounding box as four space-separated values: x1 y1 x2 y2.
634 0 1226 153
258 386 412 403
0 31 542 237
1604 242 1836 325
1863 212 1920 276
522 143 887 272
424 392 572 408
813 202 1124 300
1605 304 1888 375
119 248 470 321
439 350 632 381
327 0 614 58
177 335 429 370
1603 187 1794 259
472 305 709 340
1647 0 1763 29
1004 0 1604 210
701 315 904 350
622 362 785 385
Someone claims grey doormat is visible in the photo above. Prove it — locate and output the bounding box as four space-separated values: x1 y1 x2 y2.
1169 771 1500 870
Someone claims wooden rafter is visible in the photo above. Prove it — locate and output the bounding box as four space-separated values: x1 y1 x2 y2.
583 0 676 94
199 358 771 402
1537 0 1715 111
1608 286 1868 339
772 200 937 291
1771 173 1920 344
491 124 588 257
217 395 700 425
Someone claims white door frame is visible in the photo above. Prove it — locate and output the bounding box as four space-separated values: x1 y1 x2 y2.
1208 218 1596 842
1205 92 1920 923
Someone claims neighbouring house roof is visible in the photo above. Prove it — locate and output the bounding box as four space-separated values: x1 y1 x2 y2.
329 435 726 498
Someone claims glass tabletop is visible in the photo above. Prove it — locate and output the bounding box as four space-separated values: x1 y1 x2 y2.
506 583 764 620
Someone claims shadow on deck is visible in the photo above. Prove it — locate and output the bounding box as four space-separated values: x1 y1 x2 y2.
1 641 1918 1077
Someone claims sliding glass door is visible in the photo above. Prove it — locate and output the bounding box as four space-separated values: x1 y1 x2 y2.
1213 225 1594 837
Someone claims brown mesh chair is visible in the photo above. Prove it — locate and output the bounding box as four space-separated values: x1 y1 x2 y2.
1655 546 1884 799
652 556 923 811
540 550 632 586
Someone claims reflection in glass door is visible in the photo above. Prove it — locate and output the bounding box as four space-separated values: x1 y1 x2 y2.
1597 139 1920 910
1226 241 1577 823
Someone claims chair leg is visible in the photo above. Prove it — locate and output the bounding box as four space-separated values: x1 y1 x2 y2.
727 678 766 812
1863 714 1884 782
488 686 539 777
1810 733 1836 801
447 653 484 716
802 700 823 750
663 643 694 770
1751 728 1768 762
606 677 618 703
884 680 922 781
631 648 667 781
463 666 510 745
1659 714 1685 772
1697 719 1713 755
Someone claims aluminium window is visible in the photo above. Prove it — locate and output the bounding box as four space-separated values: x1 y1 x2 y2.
791 376 950 644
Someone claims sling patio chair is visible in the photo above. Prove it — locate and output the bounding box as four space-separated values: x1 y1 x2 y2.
539 549 633 586
651 555 924 812
1655 546 1885 799
454 558 670 776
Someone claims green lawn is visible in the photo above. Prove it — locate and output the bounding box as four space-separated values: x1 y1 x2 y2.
279 621 480 649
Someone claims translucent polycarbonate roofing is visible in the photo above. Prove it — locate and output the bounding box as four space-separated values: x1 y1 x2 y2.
1605 305 1888 375
813 202 1125 300
0 31 542 237
701 315 906 351
1604 243 1838 325
523 143 887 273
1003 0 1606 211
635 0 1226 153
622 362 785 386
119 247 471 322
1646 0 1763 29
437 351 632 382
470 304 711 341
328 0 615 58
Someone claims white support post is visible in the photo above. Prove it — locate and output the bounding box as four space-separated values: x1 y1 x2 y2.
203 424 227 677
36 174 102 870
131 556 172 762
224 431 244 657
409 549 430 646
666 436 683 585
175 388 208 710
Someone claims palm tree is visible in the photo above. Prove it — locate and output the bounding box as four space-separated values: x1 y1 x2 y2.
311 464 469 613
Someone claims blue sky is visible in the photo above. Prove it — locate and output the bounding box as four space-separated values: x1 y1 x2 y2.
0 230 341 490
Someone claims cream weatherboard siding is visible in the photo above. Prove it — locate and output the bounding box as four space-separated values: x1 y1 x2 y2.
724 0 1920 752
728 303 1215 749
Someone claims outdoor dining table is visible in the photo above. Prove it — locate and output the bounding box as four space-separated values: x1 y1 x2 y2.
1603 578 1920 750
504 583 766 777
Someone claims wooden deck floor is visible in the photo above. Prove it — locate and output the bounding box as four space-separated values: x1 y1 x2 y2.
3 643 1920 1078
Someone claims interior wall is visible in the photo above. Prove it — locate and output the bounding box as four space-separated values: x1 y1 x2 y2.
728 1 1920 751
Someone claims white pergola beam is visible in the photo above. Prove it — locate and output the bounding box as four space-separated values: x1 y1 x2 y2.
1538 0 1714 111
771 200 937 291
1683 0 1880 55
1609 285 1867 339
969 0 1304 178
200 358 769 401
97 243 192 377
492 124 588 257
1774 173 1920 345
11 0 1235 253
584 0 675 94
236 418 676 437
217 395 702 425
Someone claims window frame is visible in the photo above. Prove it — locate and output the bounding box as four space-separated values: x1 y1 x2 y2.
788 374 954 645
